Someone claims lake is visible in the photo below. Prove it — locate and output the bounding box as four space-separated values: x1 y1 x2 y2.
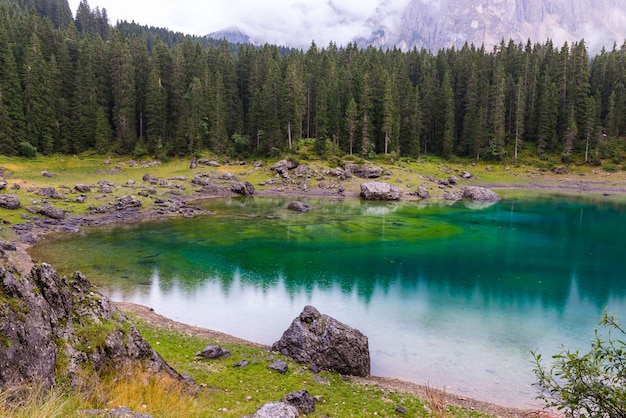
29 195 626 408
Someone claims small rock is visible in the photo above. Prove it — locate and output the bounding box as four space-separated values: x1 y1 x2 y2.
287 201 315 212
395 406 408 414
142 173 157 184
0 181 6 190
38 204 67 220
197 345 231 359
282 389 316 414
268 360 288 374
0 195 21 209
252 402 298 418
234 360 249 368
75 184 91 193
38 187 64 199
41 171 55 178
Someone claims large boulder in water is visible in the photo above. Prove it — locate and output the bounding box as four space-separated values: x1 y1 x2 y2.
360 182 401 200
271 305 370 377
462 186 501 201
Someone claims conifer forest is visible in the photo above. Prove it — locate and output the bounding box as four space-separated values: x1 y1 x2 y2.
1 0 626 164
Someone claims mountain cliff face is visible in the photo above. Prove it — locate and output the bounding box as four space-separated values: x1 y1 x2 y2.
360 0 626 52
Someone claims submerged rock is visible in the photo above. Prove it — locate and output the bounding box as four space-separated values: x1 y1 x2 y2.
287 201 315 212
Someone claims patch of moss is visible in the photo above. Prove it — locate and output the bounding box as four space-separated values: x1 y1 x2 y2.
73 317 119 354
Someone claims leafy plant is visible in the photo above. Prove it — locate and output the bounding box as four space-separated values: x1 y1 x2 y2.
532 312 626 417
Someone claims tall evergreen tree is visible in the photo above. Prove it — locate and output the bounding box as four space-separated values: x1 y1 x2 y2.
0 25 25 153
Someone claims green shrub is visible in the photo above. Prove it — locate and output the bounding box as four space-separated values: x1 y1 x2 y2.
17 141 37 158
532 312 626 417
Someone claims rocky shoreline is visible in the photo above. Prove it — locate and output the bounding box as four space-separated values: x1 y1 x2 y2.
2 157 626 416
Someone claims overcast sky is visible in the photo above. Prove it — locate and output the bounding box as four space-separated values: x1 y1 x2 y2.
67 0 411 48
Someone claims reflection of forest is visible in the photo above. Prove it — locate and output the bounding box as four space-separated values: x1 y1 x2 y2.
33 198 626 312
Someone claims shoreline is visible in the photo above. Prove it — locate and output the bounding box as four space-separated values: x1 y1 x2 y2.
115 301 533 417
4 162 626 416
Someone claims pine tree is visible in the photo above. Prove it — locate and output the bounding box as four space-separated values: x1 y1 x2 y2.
345 97 358 156
537 79 559 155
144 59 167 155
282 56 305 149
489 60 506 159
0 25 25 152
109 30 136 153
513 76 526 163
22 32 52 154
441 71 455 158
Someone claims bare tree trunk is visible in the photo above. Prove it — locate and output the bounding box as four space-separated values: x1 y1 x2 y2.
287 121 292 149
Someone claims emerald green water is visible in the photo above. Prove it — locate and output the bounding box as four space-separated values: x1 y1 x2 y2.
30 196 626 408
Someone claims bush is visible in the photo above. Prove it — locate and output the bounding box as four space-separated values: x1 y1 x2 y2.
17 141 37 158
532 312 626 417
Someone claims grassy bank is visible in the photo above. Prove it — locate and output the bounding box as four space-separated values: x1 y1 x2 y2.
0 314 493 418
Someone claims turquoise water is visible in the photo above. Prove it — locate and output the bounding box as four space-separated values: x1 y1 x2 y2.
30 196 626 408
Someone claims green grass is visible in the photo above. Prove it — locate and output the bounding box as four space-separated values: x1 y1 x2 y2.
0 315 494 417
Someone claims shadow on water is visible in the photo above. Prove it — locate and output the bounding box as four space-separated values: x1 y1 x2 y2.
30 196 626 407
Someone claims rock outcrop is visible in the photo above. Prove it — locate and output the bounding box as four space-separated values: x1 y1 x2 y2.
271 305 370 377
0 263 180 391
360 182 401 200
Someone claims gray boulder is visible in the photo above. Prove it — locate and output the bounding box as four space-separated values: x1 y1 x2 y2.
268 360 288 374
416 185 430 199
360 182 401 200
38 204 67 220
346 163 383 179
114 195 142 210
462 186 501 201
191 174 213 186
282 389 316 415
271 305 370 377
38 187 64 199
197 345 231 359
0 195 21 209
231 181 255 196
74 184 91 193
0 180 6 190
271 159 298 174
287 201 315 212
252 402 298 418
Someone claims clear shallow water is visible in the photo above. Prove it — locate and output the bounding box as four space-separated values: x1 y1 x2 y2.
30 196 626 408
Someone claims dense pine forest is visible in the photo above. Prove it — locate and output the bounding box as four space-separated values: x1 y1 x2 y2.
1 0 626 164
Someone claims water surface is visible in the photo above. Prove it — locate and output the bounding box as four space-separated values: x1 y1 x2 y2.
30 196 626 408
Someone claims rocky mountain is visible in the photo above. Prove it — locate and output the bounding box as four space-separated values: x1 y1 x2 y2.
207 26 253 44
360 0 626 52
209 0 626 53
